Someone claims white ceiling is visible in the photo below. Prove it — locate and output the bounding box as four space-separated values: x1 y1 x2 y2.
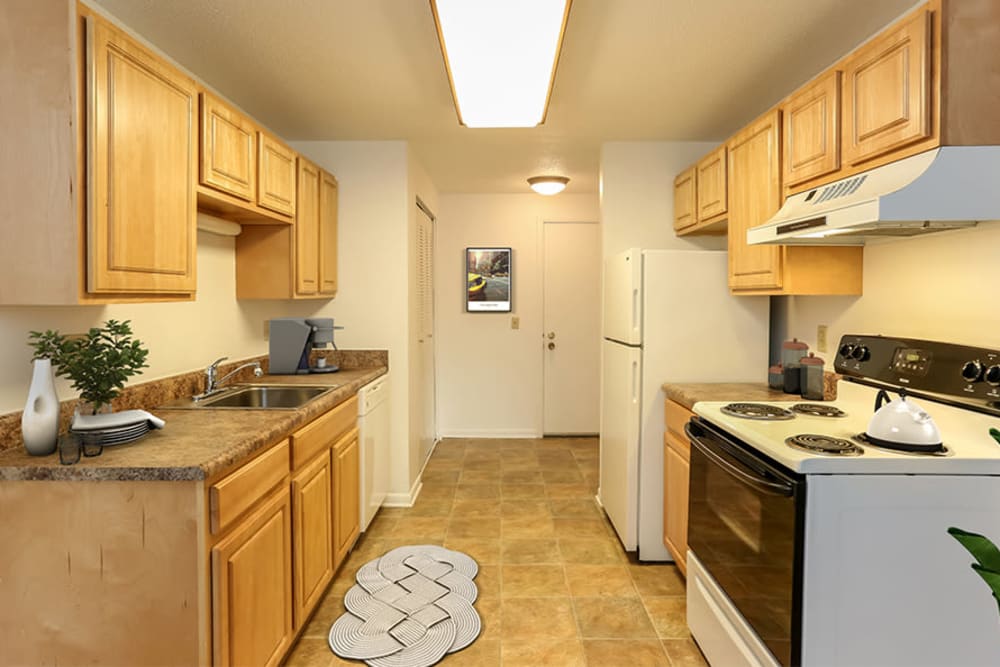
92 0 917 194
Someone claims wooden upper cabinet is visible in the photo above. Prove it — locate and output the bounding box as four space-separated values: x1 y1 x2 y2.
319 171 339 295
673 166 697 232
295 159 321 295
86 16 197 294
200 93 256 201
784 70 841 186
258 132 297 217
696 147 727 221
842 9 932 166
728 111 783 291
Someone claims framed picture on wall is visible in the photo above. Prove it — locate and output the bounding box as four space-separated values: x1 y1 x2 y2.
466 247 512 312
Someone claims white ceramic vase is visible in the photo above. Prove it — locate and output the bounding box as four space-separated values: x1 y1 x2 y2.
22 359 60 456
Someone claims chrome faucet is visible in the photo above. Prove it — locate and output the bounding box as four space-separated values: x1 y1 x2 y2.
195 357 263 401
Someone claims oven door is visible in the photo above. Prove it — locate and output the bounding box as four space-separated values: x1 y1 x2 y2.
686 417 805 667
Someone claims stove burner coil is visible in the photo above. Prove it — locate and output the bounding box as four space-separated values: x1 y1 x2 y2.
720 403 795 420
791 403 847 418
852 433 951 457
786 434 864 456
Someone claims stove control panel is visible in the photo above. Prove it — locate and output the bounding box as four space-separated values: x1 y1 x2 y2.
835 335 1000 411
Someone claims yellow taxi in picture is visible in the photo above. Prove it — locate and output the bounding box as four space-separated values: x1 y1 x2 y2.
467 272 487 300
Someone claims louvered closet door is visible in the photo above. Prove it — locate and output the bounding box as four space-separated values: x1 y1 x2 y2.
415 204 436 465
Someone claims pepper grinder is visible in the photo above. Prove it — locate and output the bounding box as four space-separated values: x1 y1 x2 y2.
781 338 809 393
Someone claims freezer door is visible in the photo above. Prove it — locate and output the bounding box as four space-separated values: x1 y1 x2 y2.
603 248 642 345
599 339 642 550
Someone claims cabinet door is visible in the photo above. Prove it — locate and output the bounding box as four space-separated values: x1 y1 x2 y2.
292 451 334 628
200 93 256 201
696 147 727 221
319 171 339 295
332 428 360 568
784 71 841 186
86 17 197 294
842 9 931 166
673 166 697 232
663 438 689 576
211 487 293 667
295 158 320 295
258 132 297 216
728 110 783 291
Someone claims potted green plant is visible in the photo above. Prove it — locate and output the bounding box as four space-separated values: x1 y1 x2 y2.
949 527 1000 617
28 319 150 416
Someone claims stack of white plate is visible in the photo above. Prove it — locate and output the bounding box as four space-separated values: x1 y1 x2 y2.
70 409 166 447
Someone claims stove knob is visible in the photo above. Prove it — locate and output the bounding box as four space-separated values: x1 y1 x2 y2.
961 360 984 382
839 343 855 358
850 345 869 361
985 365 1000 386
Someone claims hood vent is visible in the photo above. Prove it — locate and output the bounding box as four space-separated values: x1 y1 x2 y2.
747 147 1000 245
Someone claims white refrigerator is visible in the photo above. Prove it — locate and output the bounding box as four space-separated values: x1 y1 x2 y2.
599 249 769 561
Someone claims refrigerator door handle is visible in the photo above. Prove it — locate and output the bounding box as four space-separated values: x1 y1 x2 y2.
631 287 639 335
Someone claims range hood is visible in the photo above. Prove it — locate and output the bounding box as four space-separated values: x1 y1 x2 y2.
747 147 1000 245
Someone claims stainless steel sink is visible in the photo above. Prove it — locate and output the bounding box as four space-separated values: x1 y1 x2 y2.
162 385 336 410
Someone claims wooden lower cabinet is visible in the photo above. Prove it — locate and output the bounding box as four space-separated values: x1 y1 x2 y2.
663 399 694 575
211 485 294 667
333 428 361 568
663 436 690 576
292 451 335 627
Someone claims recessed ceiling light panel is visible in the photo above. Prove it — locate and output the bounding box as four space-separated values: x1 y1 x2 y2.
431 0 572 128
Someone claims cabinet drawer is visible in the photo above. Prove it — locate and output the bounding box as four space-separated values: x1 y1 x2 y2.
211 439 290 534
664 399 694 441
290 396 358 470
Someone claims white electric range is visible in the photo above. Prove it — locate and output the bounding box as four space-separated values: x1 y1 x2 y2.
684 335 1000 667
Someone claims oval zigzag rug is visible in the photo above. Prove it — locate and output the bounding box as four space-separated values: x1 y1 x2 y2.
329 545 481 667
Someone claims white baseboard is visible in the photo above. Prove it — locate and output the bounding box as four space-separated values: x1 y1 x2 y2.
383 476 422 508
438 428 541 439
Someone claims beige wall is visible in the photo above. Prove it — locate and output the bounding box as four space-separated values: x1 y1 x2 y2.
435 193 601 437
291 140 420 501
600 141 727 257
777 224 1000 360
0 223 322 414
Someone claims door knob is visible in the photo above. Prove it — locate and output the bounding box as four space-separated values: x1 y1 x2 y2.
548 342 556 350
547 332 556 340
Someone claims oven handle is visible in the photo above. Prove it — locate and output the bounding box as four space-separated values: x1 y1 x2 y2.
685 423 795 497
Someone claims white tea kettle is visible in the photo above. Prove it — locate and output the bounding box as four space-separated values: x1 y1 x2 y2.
866 389 943 452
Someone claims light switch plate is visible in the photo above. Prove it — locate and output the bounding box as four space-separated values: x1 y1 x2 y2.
511 316 520 330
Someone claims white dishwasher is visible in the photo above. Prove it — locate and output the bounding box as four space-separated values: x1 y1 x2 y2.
357 374 389 531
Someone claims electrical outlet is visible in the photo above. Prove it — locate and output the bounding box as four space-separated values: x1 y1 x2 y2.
511 316 520 330
817 324 828 353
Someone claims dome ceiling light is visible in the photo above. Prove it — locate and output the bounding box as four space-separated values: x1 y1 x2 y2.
430 0 572 128
527 175 569 195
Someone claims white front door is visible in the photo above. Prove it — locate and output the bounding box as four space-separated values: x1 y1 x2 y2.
542 221 601 435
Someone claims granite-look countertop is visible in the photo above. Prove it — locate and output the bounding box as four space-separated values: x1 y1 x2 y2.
662 382 792 410
0 367 385 482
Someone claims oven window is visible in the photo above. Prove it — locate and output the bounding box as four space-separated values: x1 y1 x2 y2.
688 423 803 667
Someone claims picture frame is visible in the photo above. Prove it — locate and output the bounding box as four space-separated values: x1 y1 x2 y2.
466 247 512 312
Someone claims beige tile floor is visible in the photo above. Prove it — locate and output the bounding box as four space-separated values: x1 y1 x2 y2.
285 437 709 667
